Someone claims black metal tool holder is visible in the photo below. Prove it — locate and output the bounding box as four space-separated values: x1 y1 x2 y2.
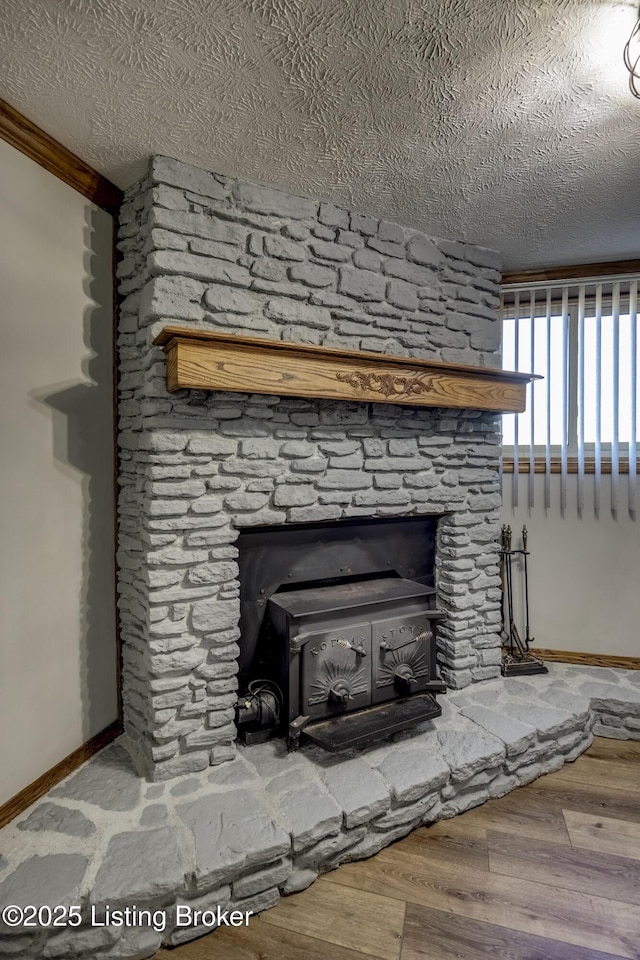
500 524 547 677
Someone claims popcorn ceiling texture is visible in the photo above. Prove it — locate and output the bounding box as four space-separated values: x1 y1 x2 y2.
116 155 504 781
1 0 639 270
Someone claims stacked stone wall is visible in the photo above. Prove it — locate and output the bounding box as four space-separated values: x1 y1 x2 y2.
116 156 504 780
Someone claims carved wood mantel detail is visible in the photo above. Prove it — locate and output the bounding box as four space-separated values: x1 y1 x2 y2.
335 370 435 398
153 327 539 414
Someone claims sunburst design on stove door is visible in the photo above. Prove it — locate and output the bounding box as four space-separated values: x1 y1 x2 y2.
378 629 431 689
308 660 368 706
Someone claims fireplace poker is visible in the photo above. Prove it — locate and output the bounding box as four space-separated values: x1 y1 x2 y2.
500 525 507 643
500 525 514 654
500 524 548 676
504 525 514 655
502 525 515 656
505 525 527 658
522 524 533 650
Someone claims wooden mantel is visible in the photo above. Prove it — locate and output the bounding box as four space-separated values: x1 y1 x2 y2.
153 327 539 414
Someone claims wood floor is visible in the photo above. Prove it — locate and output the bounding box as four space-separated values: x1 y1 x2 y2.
156 737 640 960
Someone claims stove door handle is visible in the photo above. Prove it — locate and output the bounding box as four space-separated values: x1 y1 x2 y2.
380 630 431 653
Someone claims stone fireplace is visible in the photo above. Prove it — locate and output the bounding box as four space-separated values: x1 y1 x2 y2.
116 155 506 780
5 155 639 960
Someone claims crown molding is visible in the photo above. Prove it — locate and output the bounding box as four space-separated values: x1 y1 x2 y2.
502 259 640 286
0 97 122 214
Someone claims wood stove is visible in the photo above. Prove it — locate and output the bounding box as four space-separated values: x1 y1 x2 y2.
236 516 447 751
270 576 445 750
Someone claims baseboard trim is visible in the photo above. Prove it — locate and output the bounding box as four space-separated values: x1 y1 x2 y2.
536 648 640 670
0 720 123 829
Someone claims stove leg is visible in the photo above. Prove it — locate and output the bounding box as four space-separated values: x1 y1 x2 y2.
287 714 310 752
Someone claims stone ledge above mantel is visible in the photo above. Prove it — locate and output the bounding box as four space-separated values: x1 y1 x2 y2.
153 327 539 414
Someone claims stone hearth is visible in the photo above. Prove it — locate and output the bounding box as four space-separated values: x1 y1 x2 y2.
116 155 506 780
1 666 639 959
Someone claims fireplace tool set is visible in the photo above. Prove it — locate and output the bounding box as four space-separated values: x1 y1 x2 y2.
500 525 547 677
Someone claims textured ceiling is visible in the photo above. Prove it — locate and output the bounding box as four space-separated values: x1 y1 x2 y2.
1 0 639 270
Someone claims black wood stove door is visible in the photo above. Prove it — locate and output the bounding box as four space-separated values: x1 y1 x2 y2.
300 623 372 720
372 612 436 704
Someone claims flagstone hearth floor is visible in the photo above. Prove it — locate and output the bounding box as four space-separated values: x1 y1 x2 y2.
1 665 639 960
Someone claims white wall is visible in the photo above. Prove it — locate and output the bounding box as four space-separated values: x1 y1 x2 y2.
0 139 118 805
501 472 640 657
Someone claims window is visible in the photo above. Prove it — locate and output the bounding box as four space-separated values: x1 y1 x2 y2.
500 277 639 513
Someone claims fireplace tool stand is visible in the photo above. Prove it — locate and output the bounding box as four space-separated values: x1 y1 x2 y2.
500 524 547 677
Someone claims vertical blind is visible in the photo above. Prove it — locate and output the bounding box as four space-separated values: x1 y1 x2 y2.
500 275 639 518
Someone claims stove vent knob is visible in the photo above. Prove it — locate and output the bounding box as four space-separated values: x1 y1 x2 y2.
394 663 417 690
328 679 352 704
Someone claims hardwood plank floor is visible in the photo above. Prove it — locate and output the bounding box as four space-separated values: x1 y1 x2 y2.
563 809 640 862
395 823 490 871
439 784 573 845
527 774 640 825
550 754 639 793
487 829 640 904
325 846 640 957
259 878 405 960
583 737 640 762
401 903 629 960
156 738 640 960
155 918 388 960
